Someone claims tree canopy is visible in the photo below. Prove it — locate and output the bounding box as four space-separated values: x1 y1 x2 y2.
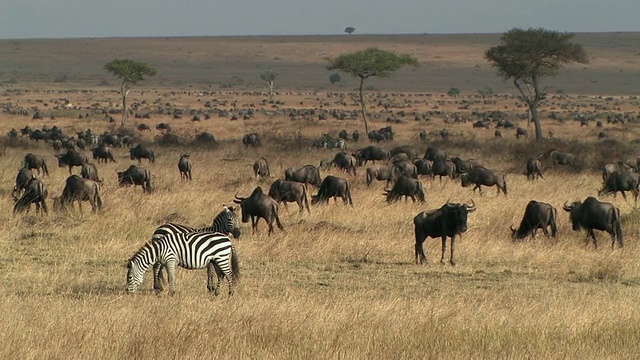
485 28 587 141
344 27 355 35
326 48 419 134
103 59 157 126
259 70 278 98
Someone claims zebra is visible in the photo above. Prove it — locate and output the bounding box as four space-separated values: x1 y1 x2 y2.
126 231 240 296
150 205 241 291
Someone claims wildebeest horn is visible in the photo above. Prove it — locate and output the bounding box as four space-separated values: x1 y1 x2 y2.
563 201 573 211
510 225 516 233
465 199 476 211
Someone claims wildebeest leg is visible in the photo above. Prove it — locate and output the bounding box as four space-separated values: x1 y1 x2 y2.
449 236 456 266
267 217 274 235
415 236 427 264
251 216 258 234
440 236 447 264
587 229 598 249
77 200 83 214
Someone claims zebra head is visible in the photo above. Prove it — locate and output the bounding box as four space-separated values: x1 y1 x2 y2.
216 205 241 239
126 259 144 293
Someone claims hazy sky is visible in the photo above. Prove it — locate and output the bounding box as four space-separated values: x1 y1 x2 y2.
1 0 639 39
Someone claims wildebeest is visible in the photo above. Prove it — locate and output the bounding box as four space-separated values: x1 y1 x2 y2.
117 165 152 193
311 175 353 206
354 145 390 166
390 145 419 160
419 130 428 142
384 175 425 203
178 153 193 181
130 144 155 163
510 201 558 240
91 145 116 163
331 151 357 176
451 157 483 175
81 163 101 182
56 149 89 174
253 157 270 178
137 123 151 131
461 167 508 196
268 179 310 214
284 165 322 188
525 158 544 180
494 129 502 138
602 161 635 181
515 127 528 139
23 153 49 176
53 175 102 213
352 130 360 142
233 187 283 235
338 129 349 140
413 159 433 176
368 130 387 143
13 167 34 198
539 149 577 166
563 197 623 249
431 160 456 182
13 177 48 214
242 132 261 147
598 171 639 204
414 200 476 265
365 165 398 188
423 147 447 162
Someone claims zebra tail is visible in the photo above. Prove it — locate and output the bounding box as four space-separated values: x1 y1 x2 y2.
231 245 240 283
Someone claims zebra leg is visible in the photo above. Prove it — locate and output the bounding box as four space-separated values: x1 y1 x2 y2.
166 260 176 295
207 261 217 293
153 262 164 292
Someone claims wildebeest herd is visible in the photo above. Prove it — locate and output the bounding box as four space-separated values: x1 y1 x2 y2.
7 121 635 296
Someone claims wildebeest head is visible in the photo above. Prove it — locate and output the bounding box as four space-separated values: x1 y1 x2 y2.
233 187 264 223
562 200 584 231
446 200 476 233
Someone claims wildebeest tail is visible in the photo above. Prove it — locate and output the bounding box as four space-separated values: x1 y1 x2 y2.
273 203 284 230
95 183 103 210
366 168 374 187
550 207 558 237
302 184 311 213
144 170 153 193
346 180 354 205
613 207 623 247
502 176 508 195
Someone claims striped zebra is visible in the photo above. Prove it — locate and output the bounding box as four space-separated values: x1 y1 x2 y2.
126 231 240 296
151 205 240 291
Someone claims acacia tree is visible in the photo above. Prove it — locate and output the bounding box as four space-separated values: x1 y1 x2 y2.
344 27 355 35
103 59 157 126
485 28 587 141
326 47 419 134
260 70 278 99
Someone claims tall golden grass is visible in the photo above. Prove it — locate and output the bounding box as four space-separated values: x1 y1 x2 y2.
1 89 640 359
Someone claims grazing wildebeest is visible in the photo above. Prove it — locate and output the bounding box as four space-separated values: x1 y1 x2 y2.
23 153 49 176
56 149 89 174
413 159 433 176
137 123 151 131
494 129 502 138
391 159 418 179
563 197 623 249
332 151 357 176
368 130 387 143
53 175 102 213
419 130 428 142
130 144 155 163
233 187 283 235
338 129 349 140
602 161 635 181
91 145 116 163
384 175 425 203
81 163 101 182
117 165 152 193
414 200 476 265
352 130 360 142
284 165 322 188
253 157 270 178
268 179 310 214
365 165 398 188
13 177 48 214
461 167 508 196
423 147 447 162
598 171 640 204
515 127 528 139
242 132 261 147
378 126 394 141
451 157 483 175
13 167 34 198
538 149 577 166
510 201 558 240
310 175 353 206
155 123 171 132
390 145 419 160
354 145 390 166
525 158 544 180
431 160 456 182
178 153 193 181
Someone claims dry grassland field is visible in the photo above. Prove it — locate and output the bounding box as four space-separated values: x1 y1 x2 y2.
1 33 640 359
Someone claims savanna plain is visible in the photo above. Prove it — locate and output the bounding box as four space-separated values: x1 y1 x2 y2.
1 33 640 359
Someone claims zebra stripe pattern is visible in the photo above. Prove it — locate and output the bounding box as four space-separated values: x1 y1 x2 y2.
152 205 241 242
126 231 239 296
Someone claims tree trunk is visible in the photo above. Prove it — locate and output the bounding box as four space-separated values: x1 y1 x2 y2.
530 101 542 141
120 82 130 126
268 81 274 99
359 76 371 135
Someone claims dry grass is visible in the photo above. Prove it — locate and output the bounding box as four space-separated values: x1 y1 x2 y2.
2 35 640 358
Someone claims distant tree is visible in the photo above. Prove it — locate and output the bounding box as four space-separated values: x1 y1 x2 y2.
447 87 460 97
485 28 587 141
344 27 356 35
329 72 341 85
326 47 419 134
477 86 495 99
103 59 157 126
260 70 278 99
